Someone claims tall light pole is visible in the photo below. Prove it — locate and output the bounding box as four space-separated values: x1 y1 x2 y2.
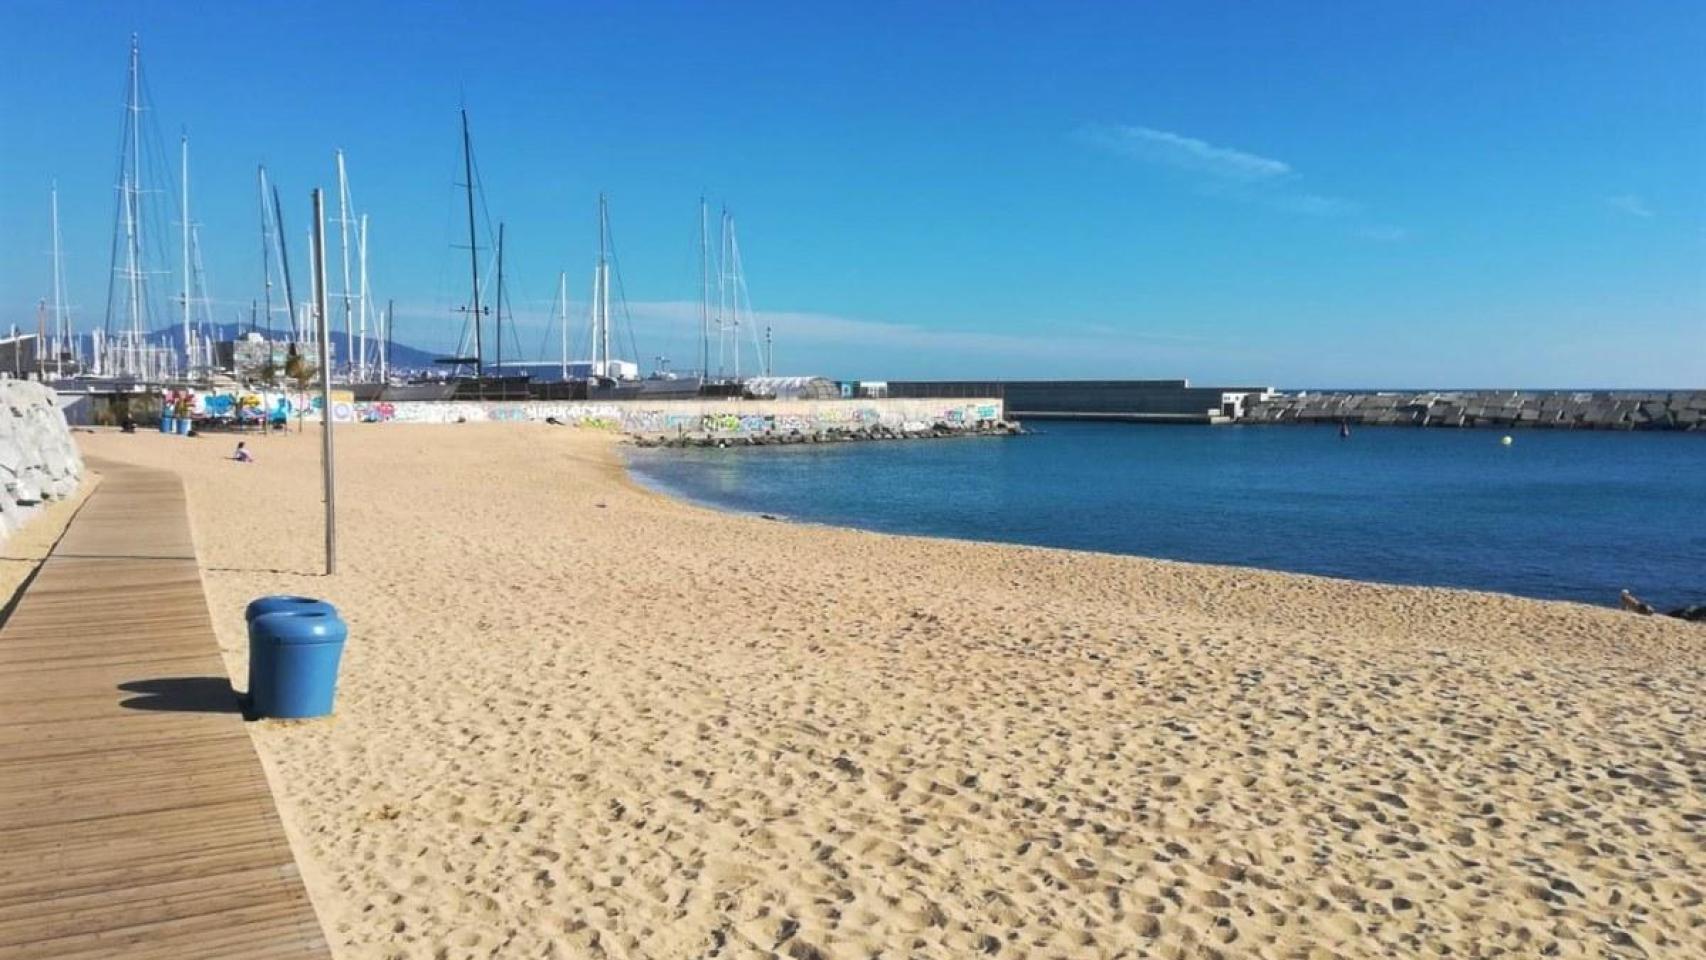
311 188 337 575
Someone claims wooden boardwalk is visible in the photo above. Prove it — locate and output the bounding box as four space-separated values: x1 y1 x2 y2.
0 460 331 960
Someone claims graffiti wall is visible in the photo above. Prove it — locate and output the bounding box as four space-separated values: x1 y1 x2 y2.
329 398 1004 435
162 390 1003 436
161 387 353 425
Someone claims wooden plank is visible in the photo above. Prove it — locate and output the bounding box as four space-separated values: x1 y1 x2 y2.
0 459 331 960
0 798 291 873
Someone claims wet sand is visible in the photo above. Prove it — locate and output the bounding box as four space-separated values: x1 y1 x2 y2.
79 424 1704 959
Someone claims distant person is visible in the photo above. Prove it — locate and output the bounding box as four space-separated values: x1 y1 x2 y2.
233 441 254 464
119 415 137 434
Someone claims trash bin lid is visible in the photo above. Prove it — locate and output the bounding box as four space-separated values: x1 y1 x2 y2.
246 595 338 623
252 609 348 645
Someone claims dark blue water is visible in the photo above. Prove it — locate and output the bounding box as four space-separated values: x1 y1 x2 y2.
626 423 1706 608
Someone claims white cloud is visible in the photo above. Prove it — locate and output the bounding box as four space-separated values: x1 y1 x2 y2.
620 301 1208 357
383 297 1225 375
1606 194 1654 218
1078 124 1292 182
1080 122 1391 237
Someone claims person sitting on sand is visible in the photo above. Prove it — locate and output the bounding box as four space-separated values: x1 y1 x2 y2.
233 441 254 464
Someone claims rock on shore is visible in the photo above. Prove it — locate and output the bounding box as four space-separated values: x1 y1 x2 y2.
0 379 84 537
632 419 1025 448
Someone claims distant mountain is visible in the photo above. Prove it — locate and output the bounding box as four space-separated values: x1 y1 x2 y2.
68 323 449 371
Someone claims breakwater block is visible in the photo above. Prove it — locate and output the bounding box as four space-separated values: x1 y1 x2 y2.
1246 390 1705 432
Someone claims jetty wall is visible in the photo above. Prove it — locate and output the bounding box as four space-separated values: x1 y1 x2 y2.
1245 390 1705 431
881 379 1273 423
0 379 84 536
325 397 1006 436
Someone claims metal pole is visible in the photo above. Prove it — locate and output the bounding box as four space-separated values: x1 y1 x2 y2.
598 196 610 378
311 188 337 576
36 299 47 378
50 181 65 377
357 213 369 382
494 222 505 380
181 134 191 373
336 150 353 378
127 35 143 375
699 197 709 379
461 109 483 379
271 183 297 340
258 167 274 342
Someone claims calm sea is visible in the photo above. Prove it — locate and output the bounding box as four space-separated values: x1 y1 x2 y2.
625 422 1706 609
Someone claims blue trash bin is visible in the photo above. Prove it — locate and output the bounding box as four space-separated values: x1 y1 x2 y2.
177 417 193 436
160 415 176 434
245 595 339 700
249 608 347 719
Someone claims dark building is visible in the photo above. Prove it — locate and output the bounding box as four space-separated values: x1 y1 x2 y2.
871 379 1274 422
0 334 42 378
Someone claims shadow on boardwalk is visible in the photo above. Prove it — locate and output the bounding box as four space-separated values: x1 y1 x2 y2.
118 677 244 714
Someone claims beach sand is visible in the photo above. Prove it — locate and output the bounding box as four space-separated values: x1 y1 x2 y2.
78 424 1703 959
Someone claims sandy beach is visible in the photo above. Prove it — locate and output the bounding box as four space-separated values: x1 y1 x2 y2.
75 424 1703 959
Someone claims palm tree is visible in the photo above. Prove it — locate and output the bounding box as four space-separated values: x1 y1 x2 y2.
284 345 316 433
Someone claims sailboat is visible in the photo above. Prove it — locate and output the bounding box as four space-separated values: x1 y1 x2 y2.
45 181 80 380
99 35 177 382
425 109 530 400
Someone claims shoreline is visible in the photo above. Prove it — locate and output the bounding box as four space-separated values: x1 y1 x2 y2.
73 424 1706 959
621 435 1692 614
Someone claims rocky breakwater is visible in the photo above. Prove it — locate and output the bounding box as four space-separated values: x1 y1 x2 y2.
632 418 1024 449
0 379 85 536
1246 390 1706 431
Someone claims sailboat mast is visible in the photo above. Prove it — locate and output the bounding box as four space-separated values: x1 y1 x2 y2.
588 264 600 378
180 134 191 374
258 167 275 341
598 194 611 377
558 270 568 381
123 34 144 375
461 109 484 379
36 300 46 377
50 181 66 376
716 207 728 379
357 214 369 381
727 211 740 382
494 222 505 377
699 197 710 380
270 182 297 340
336 149 354 377
189 224 212 364
382 298 393 382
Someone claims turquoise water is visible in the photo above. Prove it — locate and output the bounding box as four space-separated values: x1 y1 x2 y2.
625 423 1706 608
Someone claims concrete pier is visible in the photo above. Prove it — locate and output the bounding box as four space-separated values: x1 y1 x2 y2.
1245 390 1705 431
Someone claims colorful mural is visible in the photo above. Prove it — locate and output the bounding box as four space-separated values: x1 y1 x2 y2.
327 399 1002 435
161 392 1004 437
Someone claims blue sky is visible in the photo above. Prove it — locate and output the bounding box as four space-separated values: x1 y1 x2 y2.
2 0 1702 387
